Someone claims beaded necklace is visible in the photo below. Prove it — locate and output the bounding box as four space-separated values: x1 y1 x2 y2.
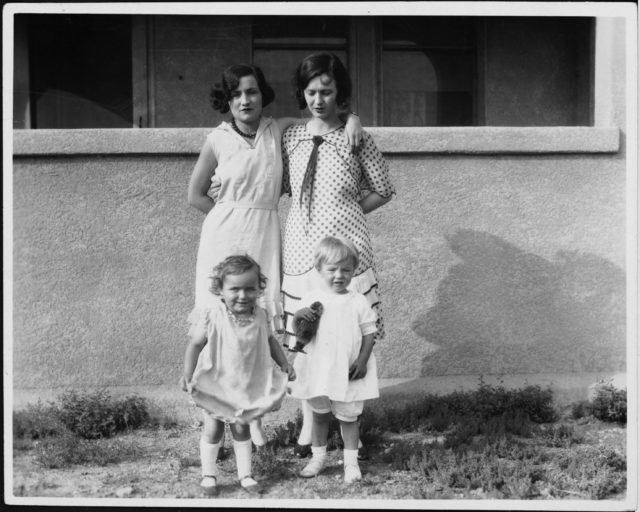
224 303 255 327
231 119 257 139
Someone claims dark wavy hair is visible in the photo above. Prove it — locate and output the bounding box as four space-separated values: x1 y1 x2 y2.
209 64 275 114
293 52 352 110
209 254 267 296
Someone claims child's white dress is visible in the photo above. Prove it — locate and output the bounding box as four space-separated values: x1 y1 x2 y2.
290 289 379 403
189 300 289 424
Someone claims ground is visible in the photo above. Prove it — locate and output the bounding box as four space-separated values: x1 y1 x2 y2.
10 418 628 503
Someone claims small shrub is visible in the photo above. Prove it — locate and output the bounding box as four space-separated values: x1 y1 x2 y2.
13 400 65 440
57 389 149 439
571 400 591 420
269 413 302 447
590 383 626 423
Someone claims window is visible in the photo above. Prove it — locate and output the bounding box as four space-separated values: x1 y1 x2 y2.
252 16 348 119
381 18 476 126
23 14 132 128
13 14 594 129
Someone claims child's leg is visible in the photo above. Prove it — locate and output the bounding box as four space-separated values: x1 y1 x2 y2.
294 400 314 458
298 399 314 444
311 410 331 447
299 397 331 478
339 423 364 451
336 401 364 484
199 413 224 494
249 417 267 447
339 419 359 450
230 422 262 493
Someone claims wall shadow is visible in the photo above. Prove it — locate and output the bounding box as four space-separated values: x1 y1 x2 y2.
413 230 626 376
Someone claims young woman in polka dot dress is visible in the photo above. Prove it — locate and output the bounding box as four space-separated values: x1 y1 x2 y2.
281 52 395 457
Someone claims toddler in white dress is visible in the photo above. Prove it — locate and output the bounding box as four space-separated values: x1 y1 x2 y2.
290 236 379 484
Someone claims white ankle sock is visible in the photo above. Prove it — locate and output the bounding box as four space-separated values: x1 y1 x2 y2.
200 438 221 476
233 438 253 479
343 448 358 466
311 445 327 459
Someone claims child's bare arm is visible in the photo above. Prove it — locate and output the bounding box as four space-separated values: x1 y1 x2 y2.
268 335 296 381
348 333 375 380
180 334 207 391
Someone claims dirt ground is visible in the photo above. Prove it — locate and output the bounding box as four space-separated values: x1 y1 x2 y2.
10 419 628 503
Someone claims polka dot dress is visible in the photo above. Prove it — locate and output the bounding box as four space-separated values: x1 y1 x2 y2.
281 124 395 345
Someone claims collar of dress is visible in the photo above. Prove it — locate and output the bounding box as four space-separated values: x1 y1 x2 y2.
221 116 272 143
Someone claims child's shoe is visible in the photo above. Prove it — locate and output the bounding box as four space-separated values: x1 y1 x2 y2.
239 475 263 495
200 475 219 496
299 457 326 478
344 464 362 484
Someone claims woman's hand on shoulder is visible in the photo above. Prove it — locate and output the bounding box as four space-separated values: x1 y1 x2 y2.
344 112 363 154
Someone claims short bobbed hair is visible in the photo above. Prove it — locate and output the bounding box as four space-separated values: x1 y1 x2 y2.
209 254 267 296
293 52 352 110
313 236 360 271
209 64 275 114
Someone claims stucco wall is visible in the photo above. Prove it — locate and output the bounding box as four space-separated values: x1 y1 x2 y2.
11 127 626 408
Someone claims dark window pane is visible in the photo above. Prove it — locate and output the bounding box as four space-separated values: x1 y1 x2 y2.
382 18 476 126
26 14 132 128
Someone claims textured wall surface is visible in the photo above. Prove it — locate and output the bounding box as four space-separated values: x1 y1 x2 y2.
11 130 627 400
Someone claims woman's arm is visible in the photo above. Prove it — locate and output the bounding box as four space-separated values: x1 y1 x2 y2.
275 114 363 152
359 191 393 214
187 140 218 214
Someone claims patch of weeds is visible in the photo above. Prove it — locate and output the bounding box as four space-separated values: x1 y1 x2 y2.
360 378 557 447
13 400 66 440
177 455 200 470
382 431 625 500
252 443 296 481
57 389 150 439
550 445 626 499
538 423 584 448
33 430 144 468
590 381 626 424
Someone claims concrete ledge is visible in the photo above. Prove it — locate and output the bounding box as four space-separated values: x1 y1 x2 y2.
12 126 620 156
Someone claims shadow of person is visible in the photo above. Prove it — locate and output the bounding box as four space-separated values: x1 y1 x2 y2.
412 229 625 376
